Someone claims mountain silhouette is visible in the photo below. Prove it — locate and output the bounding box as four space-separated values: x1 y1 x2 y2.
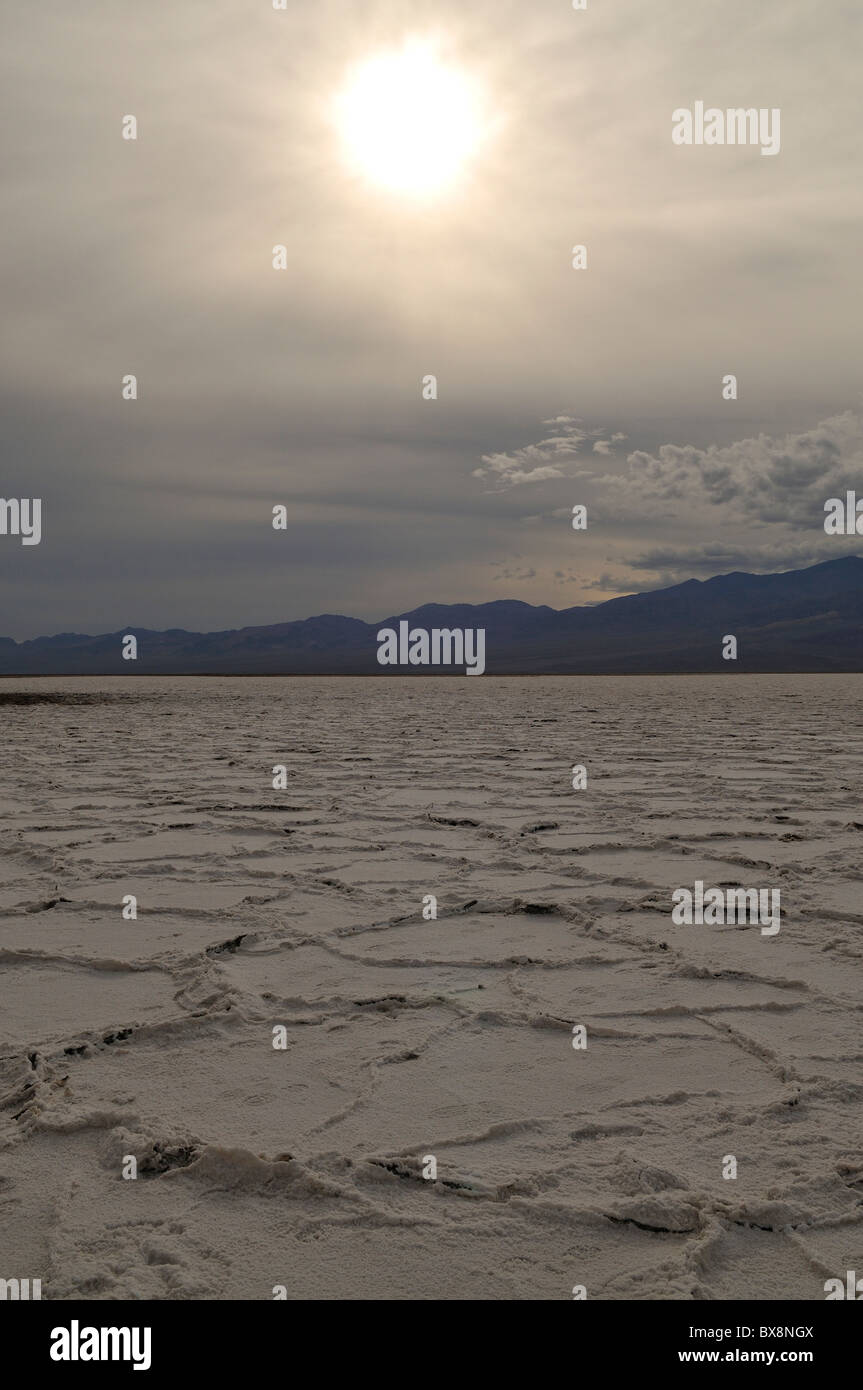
2 556 862 675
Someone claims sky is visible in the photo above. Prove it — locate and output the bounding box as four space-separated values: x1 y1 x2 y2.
1 0 861 639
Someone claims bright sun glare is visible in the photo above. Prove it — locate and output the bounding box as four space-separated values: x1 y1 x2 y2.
336 43 484 196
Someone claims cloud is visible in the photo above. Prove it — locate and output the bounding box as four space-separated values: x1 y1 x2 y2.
625 540 860 576
592 435 626 455
609 412 863 527
502 411 863 530
584 573 667 595
473 417 632 489
583 537 863 599
473 416 589 488
492 565 537 582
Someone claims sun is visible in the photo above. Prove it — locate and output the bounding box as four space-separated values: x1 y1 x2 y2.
335 42 485 196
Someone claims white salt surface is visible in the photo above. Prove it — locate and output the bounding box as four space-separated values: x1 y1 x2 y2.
1 675 861 1299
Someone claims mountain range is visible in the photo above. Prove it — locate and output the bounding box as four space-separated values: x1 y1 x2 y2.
2 556 862 675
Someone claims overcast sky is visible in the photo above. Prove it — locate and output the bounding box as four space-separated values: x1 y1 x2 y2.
1 0 860 639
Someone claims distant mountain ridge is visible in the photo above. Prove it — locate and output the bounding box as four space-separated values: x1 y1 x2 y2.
2 556 863 675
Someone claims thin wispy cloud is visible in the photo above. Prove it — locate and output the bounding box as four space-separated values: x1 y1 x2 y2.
473 418 626 489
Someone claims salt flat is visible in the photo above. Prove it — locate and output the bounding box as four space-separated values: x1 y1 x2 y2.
0 674 861 1300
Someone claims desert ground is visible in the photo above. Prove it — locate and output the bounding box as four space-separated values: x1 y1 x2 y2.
1 674 861 1299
